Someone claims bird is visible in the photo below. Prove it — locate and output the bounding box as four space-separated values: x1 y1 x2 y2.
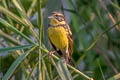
48 11 74 65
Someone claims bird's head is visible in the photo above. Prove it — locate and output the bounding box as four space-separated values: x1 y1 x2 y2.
48 11 66 26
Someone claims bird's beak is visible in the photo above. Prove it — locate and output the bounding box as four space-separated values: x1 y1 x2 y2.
48 16 54 19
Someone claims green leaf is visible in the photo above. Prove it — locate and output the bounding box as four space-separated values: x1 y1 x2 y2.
111 2 120 11
2 0 14 26
26 62 38 80
0 6 28 27
11 0 38 41
51 58 72 80
108 73 120 80
2 46 37 80
0 17 36 45
42 59 50 80
97 59 105 80
0 30 22 45
57 59 72 80
0 45 33 53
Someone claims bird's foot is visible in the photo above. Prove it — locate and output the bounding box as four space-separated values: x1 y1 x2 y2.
48 50 55 58
63 58 68 64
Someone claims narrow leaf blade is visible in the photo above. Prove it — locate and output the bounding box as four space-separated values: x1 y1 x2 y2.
0 45 33 53
2 46 36 80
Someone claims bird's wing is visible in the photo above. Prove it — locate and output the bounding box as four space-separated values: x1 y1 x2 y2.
64 24 73 56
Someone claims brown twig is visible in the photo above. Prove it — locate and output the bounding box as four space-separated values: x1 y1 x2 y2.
99 0 120 31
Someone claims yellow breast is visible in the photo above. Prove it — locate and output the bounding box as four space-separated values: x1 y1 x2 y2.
48 26 68 50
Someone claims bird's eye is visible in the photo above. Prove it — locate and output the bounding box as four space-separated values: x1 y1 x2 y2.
54 14 64 21
55 15 58 17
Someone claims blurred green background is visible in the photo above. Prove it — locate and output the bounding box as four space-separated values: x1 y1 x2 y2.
0 0 120 80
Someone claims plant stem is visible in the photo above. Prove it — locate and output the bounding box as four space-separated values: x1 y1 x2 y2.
37 0 43 79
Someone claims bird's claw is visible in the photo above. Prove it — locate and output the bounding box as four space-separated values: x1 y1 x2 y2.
48 51 55 58
63 58 68 64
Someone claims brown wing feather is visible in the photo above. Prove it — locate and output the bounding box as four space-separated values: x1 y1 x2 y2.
64 24 73 56
65 24 74 66
68 34 73 56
